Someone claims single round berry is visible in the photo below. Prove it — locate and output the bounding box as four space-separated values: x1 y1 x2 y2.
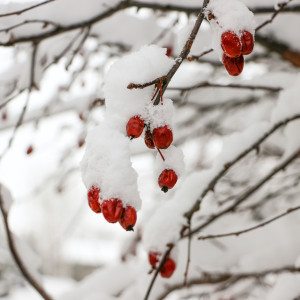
158 169 178 193
160 257 176 278
241 31 254 55
87 186 101 213
221 31 242 58
102 199 123 223
144 129 155 149
26 145 34 155
148 252 160 268
152 125 173 149
126 116 145 139
222 54 244 76
119 206 137 231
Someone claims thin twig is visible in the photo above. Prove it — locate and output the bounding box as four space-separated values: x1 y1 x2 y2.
0 43 38 160
144 244 173 300
187 149 300 237
183 220 192 286
198 205 300 240
157 266 300 300
256 0 294 31
0 186 53 300
0 19 58 33
168 82 282 93
127 76 166 90
0 0 55 17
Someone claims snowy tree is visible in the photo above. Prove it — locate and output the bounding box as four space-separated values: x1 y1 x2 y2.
0 0 300 299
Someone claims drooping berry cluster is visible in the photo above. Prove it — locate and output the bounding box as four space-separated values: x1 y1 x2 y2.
81 46 179 232
87 185 137 231
205 0 255 77
148 251 176 278
221 30 254 76
125 77 183 193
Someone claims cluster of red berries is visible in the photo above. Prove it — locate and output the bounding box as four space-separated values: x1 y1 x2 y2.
221 30 254 76
148 251 176 278
126 105 178 193
87 185 137 231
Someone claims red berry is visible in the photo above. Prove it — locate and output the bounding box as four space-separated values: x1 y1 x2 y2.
166 46 173 57
222 54 244 76
126 116 145 139
241 31 254 55
119 206 137 231
87 186 101 213
158 169 178 193
144 129 155 149
26 145 34 155
148 252 160 268
153 125 173 149
160 257 176 278
221 31 242 58
102 199 123 223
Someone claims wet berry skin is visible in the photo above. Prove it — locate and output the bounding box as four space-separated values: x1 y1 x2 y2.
160 257 176 278
152 125 173 149
241 31 254 55
221 31 242 58
102 199 123 223
119 206 137 231
222 54 244 76
148 252 160 268
126 116 145 139
87 186 101 213
158 169 178 193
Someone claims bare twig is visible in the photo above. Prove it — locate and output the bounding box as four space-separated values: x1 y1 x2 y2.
0 19 58 33
0 43 38 159
187 149 300 237
256 0 294 31
168 82 282 93
127 76 166 90
198 205 300 240
144 244 173 300
183 220 192 286
183 114 300 222
0 0 55 18
0 186 53 300
157 266 300 300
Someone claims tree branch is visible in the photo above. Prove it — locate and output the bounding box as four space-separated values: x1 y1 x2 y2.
157 266 300 300
0 186 53 300
0 0 55 18
168 82 282 93
198 205 300 240
188 149 300 237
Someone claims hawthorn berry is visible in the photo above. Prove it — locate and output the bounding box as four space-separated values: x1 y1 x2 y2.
221 31 242 58
126 115 145 139
166 46 173 57
158 169 178 193
144 129 155 149
222 54 244 76
241 31 254 55
148 252 160 268
153 125 173 149
26 145 34 155
87 186 101 213
102 199 123 223
160 257 176 278
119 206 137 231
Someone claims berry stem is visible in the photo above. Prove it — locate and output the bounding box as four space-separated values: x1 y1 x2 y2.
157 147 165 161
